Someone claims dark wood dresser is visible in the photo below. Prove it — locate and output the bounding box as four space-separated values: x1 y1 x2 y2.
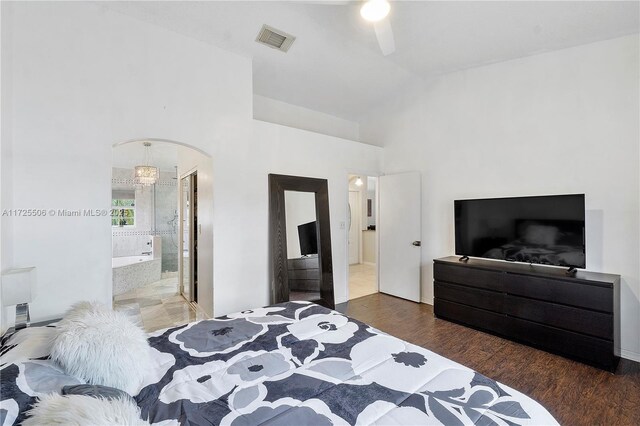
288 255 320 292
433 256 620 371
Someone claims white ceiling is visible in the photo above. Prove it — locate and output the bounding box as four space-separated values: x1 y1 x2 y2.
112 141 178 172
104 1 639 122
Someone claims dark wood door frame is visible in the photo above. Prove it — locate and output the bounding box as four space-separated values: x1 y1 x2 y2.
269 174 335 309
180 171 198 304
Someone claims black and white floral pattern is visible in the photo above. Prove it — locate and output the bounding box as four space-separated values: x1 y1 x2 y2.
0 301 558 425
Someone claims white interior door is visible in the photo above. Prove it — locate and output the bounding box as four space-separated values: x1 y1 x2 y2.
348 191 360 265
378 172 421 302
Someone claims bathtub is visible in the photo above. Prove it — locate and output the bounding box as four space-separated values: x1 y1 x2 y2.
112 255 162 296
112 255 153 268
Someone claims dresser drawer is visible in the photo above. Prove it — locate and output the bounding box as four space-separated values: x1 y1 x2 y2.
434 263 505 292
289 278 320 292
509 317 615 371
506 275 612 312
288 268 320 280
435 281 504 313
434 299 508 336
288 256 319 270
505 295 613 340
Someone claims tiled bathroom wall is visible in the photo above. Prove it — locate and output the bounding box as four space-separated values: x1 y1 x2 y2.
154 175 179 272
111 168 179 272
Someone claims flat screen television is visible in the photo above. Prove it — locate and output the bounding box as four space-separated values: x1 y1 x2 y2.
454 194 585 268
298 221 318 256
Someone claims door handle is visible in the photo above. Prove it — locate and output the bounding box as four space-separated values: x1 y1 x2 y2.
412 241 421 247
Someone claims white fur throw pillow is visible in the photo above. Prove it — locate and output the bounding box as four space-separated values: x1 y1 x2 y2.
23 394 148 426
50 302 150 394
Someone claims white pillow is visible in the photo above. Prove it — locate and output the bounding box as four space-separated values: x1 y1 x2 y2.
50 302 150 394
22 393 148 426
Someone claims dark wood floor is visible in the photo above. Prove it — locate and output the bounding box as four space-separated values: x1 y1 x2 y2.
336 293 640 426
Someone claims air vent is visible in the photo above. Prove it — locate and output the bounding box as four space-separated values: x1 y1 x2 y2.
256 25 296 52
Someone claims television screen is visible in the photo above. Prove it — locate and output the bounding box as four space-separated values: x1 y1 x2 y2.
298 221 318 256
455 194 585 268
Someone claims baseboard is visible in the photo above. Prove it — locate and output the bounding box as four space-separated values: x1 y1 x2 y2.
421 297 433 305
362 262 376 266
621 349 640 363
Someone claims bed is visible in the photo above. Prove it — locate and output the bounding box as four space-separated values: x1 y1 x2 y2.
1 301 557 425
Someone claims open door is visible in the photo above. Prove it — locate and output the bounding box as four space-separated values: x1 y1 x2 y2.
378 172 421 302
180 172 198 304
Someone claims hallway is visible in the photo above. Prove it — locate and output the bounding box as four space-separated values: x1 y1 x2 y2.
349 263 377 300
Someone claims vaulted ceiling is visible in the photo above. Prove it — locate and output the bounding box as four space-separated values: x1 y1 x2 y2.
105 1 639 122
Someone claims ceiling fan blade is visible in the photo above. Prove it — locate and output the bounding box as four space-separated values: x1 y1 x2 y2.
373 17 395 56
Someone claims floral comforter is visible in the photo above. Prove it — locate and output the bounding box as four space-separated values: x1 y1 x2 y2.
1 301 558 425
137 301 557 425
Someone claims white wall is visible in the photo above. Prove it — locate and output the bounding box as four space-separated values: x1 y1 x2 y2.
284 191 317 259
360 35 640 361
1 1 252 325
254 94 360 142
362 230 376 264
247 121 382 311
0 2 14 331
1 2 383 327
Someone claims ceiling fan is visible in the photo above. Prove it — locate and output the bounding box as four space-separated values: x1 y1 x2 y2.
306 0 396 56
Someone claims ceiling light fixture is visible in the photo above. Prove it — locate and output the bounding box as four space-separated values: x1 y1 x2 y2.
360 0 390 23
134 142 159 186
355 177 364 187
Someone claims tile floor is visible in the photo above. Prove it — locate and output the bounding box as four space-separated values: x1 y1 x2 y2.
113 276 208 332
114 265 376 331
348 263 377 300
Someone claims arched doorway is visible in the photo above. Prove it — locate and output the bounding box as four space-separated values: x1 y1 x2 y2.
111 139 213 331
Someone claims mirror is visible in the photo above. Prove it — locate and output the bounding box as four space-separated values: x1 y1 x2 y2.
180 175 191 302
180 172 198 303
285 191 320 301
269 174 334 309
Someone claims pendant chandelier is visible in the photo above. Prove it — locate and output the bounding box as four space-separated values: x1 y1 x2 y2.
134 142 159 186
